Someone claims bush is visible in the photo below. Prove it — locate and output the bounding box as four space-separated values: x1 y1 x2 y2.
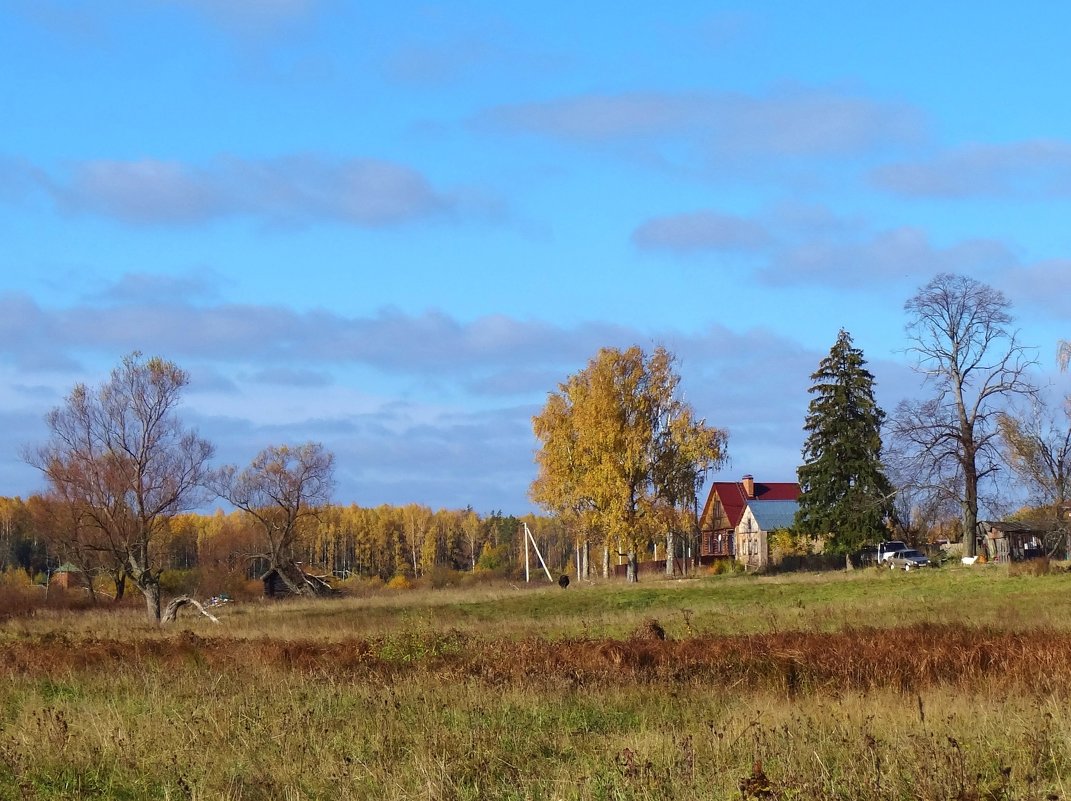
334 574 384 597
769 528 813 560
386 574 413 591
419 566 462 590
706 559 741 576
0 565 34 589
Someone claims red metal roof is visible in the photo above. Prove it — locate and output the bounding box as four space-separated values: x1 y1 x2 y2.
702 479 800 530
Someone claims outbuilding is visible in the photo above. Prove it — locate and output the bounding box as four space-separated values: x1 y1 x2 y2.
977 521 1045 563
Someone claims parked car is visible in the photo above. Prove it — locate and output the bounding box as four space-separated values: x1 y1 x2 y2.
888 549 930 570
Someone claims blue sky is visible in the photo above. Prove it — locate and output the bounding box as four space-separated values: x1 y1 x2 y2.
2 1 1070 513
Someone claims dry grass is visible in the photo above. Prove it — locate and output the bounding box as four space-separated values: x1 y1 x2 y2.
3 567 1071 799
2 622 1070 697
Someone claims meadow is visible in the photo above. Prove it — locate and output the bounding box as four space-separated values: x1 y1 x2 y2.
3 564 1071 800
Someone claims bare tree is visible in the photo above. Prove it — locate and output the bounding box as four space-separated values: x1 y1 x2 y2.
998 402 1071 556
891 274 1036 556
213 442 335 596
25 353 214 623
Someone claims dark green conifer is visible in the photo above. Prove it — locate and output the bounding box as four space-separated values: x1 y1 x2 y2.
795 329 894 551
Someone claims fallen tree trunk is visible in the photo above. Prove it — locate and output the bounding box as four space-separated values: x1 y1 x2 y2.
162 596 220 625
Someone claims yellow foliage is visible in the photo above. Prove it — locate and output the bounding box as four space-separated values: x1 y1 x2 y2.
0 565 33 588
386 574 413 591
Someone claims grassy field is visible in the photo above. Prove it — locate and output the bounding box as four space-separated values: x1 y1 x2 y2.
3 564 1071 799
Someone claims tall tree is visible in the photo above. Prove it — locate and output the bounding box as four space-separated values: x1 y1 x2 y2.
891 273 1036 556
26 353 214 622
795 330 894 552
530 345 727 582
213 442 335 596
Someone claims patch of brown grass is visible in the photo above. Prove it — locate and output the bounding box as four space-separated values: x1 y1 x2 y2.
3 622 1069 697
0 586 102 622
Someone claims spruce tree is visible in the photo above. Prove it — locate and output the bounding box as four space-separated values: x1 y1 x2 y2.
795 329 894 552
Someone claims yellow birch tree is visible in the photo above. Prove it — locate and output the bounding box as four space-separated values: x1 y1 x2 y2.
531 346 727 582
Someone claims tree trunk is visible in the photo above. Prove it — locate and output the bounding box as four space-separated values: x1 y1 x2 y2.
581 539 589 580
602 545 609 579
666 530 675 577
137 575 161 624
963 453 979 557
626 550 638 583
162 596 220 624
272 560 333 597
113 569 126 602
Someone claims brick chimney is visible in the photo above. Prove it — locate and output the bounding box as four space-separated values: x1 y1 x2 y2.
741 474 755 499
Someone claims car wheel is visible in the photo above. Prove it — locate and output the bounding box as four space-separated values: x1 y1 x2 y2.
904 563 912 571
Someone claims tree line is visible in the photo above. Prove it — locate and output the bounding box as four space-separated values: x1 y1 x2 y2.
0 494 572 598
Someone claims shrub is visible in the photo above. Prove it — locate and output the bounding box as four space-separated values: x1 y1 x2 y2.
386 574 413 591
419 565 462 590
706 559 740 576
0 565 34 589
769 528 812 560
334 574 384 596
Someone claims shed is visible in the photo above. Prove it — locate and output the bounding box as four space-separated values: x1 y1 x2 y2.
977 521 1045 563
260 565 334 598
50 563 83 590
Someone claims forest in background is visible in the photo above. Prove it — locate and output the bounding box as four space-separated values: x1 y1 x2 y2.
0 496 575 600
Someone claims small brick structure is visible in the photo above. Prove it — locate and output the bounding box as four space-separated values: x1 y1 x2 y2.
50 563 83 590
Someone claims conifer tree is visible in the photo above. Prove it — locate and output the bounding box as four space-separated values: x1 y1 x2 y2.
795 330 894 551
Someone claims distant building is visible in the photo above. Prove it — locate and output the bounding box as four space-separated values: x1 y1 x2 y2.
50 563 83 590
699 474 800 569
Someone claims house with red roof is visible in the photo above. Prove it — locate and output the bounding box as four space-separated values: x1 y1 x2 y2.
698 474 800 569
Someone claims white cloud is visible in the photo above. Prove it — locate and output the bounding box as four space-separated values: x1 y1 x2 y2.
761 227 1017 288
14 155 455 228
476 86 924 163
632 210 769 253
998 259 1071 317
872 139 1071 198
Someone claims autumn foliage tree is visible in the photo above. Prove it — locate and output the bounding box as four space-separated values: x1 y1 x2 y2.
213 442 336 596
531 346 727 582
26 353 215 623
